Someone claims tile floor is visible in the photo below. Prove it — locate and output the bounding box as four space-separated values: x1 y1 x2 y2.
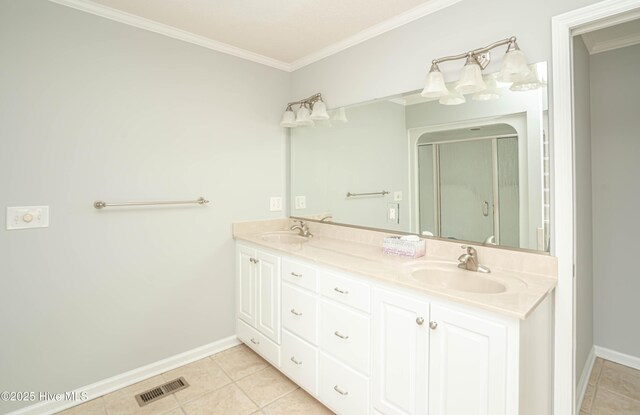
56 344 333 415
581 358 640 415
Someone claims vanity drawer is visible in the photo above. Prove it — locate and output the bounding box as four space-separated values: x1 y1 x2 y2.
319 299 370 375
282 283 318 345
319 271 370 313
282 259 318 292
236 319 281 368
281 330 318 396
319 351 370 415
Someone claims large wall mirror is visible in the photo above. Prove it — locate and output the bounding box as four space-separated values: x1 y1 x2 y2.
290 62 549 252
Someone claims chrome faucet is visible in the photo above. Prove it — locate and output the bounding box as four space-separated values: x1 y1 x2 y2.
290 220 313 238
458 245 491 273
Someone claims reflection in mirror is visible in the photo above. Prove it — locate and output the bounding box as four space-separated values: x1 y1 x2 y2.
290 62 549 252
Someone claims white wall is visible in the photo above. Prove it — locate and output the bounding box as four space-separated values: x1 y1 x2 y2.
591 43 640 359
290 0 601 108
0 1 289 412
572 36 594 389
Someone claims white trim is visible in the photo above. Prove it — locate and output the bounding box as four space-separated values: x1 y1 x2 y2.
48 0 461 72
595 345 640 371
47 0 291 71
8 336 241 415
288 0 463 71
576 346 596 413
583 32 640 54
551 2 640 415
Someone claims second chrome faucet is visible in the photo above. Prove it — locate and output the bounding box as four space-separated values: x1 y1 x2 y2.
290 220 313 238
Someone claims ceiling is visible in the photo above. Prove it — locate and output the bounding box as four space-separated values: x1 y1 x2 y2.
581 18 640 54
53 0 459 71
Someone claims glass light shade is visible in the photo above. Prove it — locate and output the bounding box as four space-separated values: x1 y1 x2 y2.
498 49 531 82
310 100 329 120
456 61 487 94
332 107 348 123
473 75 500 101
510 65 545 92
421 69 449 98
439 86 466 106
295 106 314 126
280 108 297 128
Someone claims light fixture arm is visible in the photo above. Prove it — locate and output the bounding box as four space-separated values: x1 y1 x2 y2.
285 92 324 109
432 36 517 70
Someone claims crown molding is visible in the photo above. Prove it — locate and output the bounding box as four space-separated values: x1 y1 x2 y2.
289 0 462 71
582 31 640 54
49 0 462 73
48 0 293 71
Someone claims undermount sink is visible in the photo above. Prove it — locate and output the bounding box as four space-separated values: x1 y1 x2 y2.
260 231 309 245
407 261 522 294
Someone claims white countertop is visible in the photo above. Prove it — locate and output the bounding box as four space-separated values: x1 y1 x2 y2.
233 222 556 320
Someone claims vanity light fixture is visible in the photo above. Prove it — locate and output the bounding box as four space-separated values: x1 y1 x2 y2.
280 93 329 128
422 36 536 105
473 75 500 101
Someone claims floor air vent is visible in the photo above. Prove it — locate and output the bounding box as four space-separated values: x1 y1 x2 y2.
135 377 189 407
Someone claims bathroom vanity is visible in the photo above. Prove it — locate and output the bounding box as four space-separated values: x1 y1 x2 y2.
233 219 556 415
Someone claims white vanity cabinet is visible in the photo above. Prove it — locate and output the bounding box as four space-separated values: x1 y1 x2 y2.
235 244 281 366
235 242 551 415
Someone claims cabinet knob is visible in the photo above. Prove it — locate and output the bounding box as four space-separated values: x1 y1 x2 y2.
334 331 349 340
416 317 425 325
291 272 303 278
429 321 438 330
290 308 303 316
334 287 349 295
250 338 260 345
333 385 349 396
290 356 303 365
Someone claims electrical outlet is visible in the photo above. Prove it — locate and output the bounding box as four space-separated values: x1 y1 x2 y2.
295 196 306 210
394 191 403 202
269 197 282 212
387 203 400 224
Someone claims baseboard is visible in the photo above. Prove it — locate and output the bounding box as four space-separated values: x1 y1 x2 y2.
8 335 240 415
595 345 640 371
576 346 596 413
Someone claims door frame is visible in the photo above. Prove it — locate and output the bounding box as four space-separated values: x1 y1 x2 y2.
551 1 640 414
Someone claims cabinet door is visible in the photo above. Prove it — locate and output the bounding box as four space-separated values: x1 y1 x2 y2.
236 245 256 327
429 304 508 415
372 288 430 415
256 251 281 344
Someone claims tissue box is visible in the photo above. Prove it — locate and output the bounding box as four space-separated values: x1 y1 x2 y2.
382 236 426 258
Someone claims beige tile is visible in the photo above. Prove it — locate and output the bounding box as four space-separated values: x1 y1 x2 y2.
262 389 333 415
57 398 106 415
103 374 179 415
182 384 258 415
581 384 596 413
599 361 640 401
589 358 604 386
215 347 269 381
212 344 249 360
580 411 590 415
161 358 232 404
164 410 186 415
592 387 640 415
236 366 298 407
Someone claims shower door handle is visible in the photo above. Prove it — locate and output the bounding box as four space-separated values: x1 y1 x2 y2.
482 201 489 217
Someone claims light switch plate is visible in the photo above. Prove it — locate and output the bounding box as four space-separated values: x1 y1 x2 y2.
270 197 283 212
295 196 306 210
387 203 400 224
6 206 49 230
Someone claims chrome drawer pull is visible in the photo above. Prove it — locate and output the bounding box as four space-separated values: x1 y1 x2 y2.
291 272 303 277
250 338 260 345
416 317 425 325
290 308 303 316
334 287 349 295
334 331 349 340
333 385 349 396
290 356 303 365
429 321 438 330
